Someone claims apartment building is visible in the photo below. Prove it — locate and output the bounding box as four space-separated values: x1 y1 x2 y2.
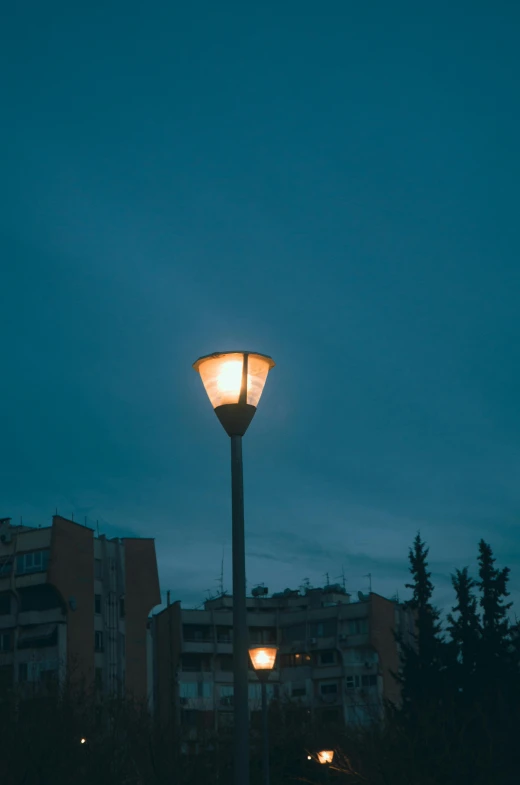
0 515 160 704
152 584 414 746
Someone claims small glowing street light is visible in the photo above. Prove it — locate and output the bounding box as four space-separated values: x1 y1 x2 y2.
249 645 278 785
194 350 275 785
317 750 334 765
80 737 87 744
249 646 278 674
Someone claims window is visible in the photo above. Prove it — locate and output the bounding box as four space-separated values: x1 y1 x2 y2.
40 667 57 684
347 618 368 635
94 559 103 580
248 683 261 700
0 593 10 615
216 626 232 642
95 631 104 652
319 651 335 665
282 623 306 643
0 632 11 651
0 558 13 577
361 674 377 688
320 682 338 695
181 654 211 672
18 662 28 682
199 681 212 699
19 585 62 612
249 627 277 644
183 624 212 642
17 626 58 649
0 665 13 689
310 619 337 638
346 675 360 690
180 682 198 699
16 550 49 575
94 594 102 614
291 686 306 697
119 597 125 618
95 668 103 690
219 654 233 672
220 685 234 706
280 652 312 668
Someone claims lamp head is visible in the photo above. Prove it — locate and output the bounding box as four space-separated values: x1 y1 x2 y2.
248 645 278 679
193 351 275 436
317 750 334 765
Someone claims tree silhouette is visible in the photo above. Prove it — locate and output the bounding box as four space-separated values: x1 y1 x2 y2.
446 567 481 702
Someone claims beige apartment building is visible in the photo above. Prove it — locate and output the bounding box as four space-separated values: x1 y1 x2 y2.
0 514 160 704
152 584 414 748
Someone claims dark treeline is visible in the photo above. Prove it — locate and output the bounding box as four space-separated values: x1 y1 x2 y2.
1 535 518 784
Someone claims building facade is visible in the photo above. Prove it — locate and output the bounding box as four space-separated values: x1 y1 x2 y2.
0 515 160 704
152 584 414 746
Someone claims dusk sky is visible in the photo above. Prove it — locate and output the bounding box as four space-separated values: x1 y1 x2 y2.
2 2 519 617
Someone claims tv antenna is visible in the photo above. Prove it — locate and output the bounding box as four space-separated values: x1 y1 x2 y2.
324 572 330 587
215 545 228 597
335 566 347 592
364 573 372 593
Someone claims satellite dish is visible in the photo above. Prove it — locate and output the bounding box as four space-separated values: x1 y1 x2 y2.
357 591 369 602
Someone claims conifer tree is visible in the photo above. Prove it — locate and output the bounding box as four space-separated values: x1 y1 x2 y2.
446 567 480 701
476 540 514 680
397 532 445 713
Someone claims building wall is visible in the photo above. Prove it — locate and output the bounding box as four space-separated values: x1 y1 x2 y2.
153 590 412 737
123 538 161 702
47 515 95 689
155 600 182 726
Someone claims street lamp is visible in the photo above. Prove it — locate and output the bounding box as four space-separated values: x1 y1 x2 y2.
317 750 335 781
193 351 275 785
249 645 278 785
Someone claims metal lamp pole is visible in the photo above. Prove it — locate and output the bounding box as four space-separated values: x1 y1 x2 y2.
259 672 270 785
230 432 248 784
193 351 275 785
249 646 277 785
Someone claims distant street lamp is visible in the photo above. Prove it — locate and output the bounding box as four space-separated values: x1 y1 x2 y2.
249 645 278 785
193 351 275 785
317 750 335 781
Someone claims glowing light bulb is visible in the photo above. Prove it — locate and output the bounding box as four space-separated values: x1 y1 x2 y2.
216 360 243 397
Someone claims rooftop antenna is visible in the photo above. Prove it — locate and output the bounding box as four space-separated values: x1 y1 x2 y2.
96 520 100 537
71 513 74 522
364 573 372 593
220 545 224 596
324 572 330 587
335 566 347 592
